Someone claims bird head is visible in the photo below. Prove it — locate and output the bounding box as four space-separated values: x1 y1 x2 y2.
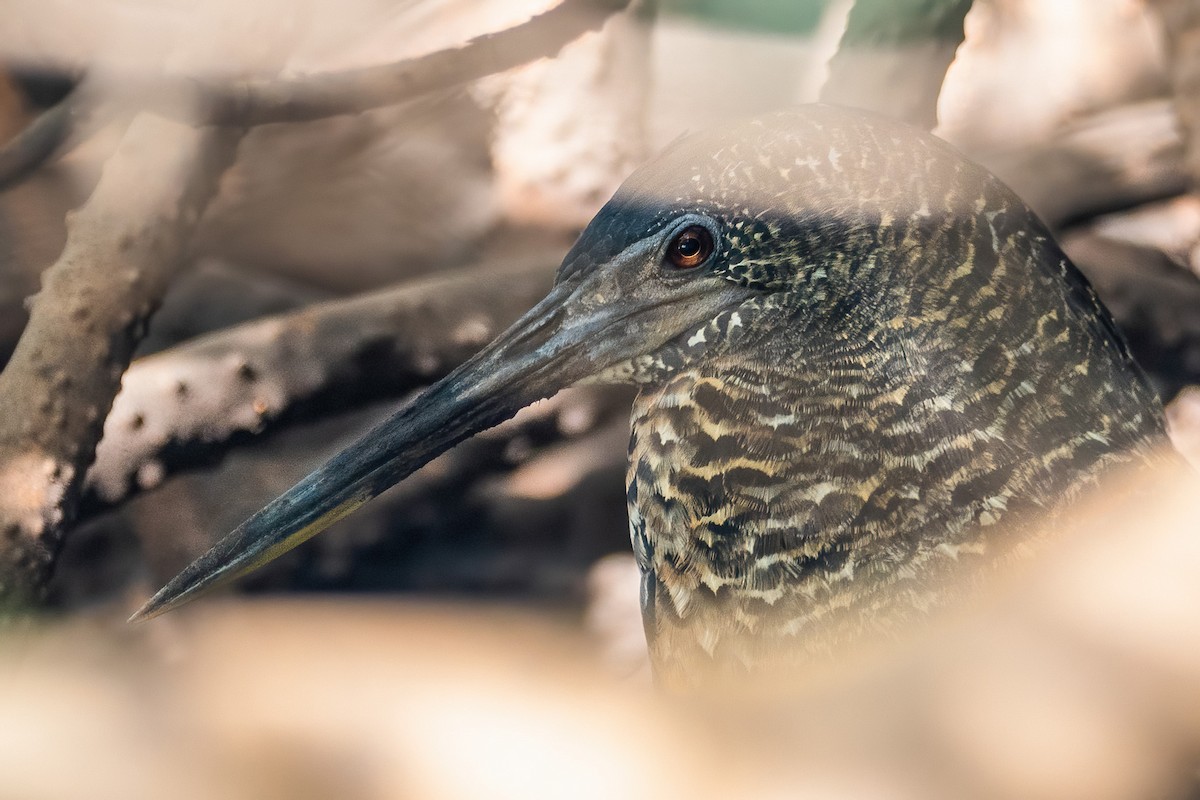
131 105 1134 621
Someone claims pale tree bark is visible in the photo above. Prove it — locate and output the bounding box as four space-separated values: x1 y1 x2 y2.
0 0 644 613
0 116 242 611
0 2 300 612
83 255 558 512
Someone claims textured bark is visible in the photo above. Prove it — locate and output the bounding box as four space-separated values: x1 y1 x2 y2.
0 115 242 610
84 254 559 512
0 0 643 611
820 0 973 129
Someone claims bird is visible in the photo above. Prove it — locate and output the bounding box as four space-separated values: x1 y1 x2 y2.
132 104 1170 688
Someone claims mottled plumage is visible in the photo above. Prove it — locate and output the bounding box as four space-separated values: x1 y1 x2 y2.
137 105 1167 691
595 107 1165 682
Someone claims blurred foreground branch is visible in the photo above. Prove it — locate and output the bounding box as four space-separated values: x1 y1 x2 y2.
821 0 973 129
0 0 633 188
0 116 242 611
85 254 559 512
9 455 1200 800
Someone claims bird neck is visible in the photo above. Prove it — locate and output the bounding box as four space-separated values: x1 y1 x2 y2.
630 248 1165 682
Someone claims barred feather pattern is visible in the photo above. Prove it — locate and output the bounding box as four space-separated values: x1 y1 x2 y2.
598 108 1167 686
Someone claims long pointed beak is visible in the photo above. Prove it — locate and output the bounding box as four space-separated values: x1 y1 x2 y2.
130 272 623 622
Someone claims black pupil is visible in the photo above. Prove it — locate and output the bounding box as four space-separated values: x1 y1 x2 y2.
677 235 701 257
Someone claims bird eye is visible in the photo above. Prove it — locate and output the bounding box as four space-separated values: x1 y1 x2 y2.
666 226 714 270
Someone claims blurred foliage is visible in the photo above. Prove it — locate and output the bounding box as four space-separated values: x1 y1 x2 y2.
657 0 973 42
839 0 974 45
657 0 828 36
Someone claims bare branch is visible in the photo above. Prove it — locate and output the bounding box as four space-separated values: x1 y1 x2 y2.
0 0 632 189
141 0 631 128
0 75 114 192
821 0 973 130
83 254 561 512
976 100 1187 229
0 92 77 190
0 115 243 610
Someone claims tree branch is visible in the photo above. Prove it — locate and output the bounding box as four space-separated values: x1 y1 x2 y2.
0 71 109 192
0 0 631 191
179 0 632 126
976 100 1188 229
821 0 974 130
83 254 561 513
0 91 78 191
0 115 243 611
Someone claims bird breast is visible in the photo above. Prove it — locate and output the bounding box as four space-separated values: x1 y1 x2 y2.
625 339 1162 685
